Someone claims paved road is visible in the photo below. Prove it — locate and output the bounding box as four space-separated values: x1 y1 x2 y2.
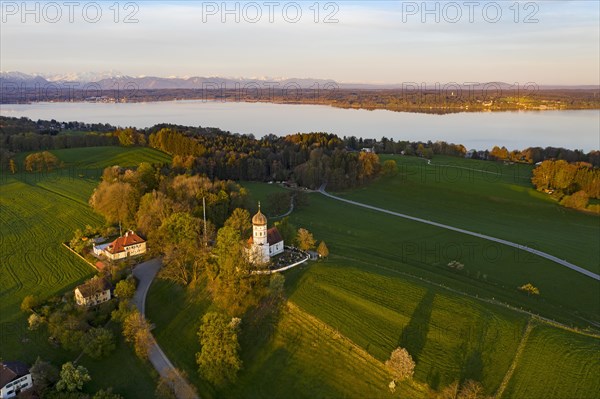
133 259 199 399
319 185 600 281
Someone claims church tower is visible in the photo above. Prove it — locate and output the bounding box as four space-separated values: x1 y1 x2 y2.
251 202 270 264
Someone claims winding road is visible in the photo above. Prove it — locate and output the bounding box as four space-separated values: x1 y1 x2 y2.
318 185 600 281
133 258 199 399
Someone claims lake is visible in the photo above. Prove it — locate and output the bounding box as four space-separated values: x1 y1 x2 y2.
1 101 598 151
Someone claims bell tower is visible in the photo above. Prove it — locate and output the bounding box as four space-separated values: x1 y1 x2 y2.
251 202 269 263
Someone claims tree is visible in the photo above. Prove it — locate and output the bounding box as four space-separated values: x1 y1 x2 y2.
93 388 124 399
114 278 137 300
156 212 207 286
89 180 137 227
136 191 174 236
274 217 296 246
382 159 397 176
196 312 242 386
209 225 262 316
30 357 59 394
56 362 91 392
296 228 316 251
122 311 153 359
28 313 44 330
518 283 540 296
111 300 135 323
155 368 198 399
224 208 252 238
20 294 39 312
80 327 116 359
560 190 589 210
385 347 415 382
457 380 488 399
317 241 329 258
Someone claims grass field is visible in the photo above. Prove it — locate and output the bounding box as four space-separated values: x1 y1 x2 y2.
148 174 599 398
0 146 170 397
502 324 600 398
290 193 599 326
342 155 599 271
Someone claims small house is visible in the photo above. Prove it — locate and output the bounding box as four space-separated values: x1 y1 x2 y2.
74 277 112 307
0 362 33 399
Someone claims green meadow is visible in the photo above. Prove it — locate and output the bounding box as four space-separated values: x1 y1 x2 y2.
2 147 598 398
0 146 170 397
149 155 599 398
344 155 599 271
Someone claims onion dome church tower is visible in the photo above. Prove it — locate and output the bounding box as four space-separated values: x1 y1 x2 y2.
247 202 285 265
251 202 270 264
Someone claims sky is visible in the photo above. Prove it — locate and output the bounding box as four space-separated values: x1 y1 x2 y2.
1 1 599 85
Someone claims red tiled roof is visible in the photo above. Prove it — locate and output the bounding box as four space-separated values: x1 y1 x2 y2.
267 227 283 245
106 231 145 254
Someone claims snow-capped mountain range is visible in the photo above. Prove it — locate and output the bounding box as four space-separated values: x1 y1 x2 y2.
0 71 340 90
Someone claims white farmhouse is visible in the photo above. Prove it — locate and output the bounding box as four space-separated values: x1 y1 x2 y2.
93 230 146 260
247 203 284 265
0 362 33 399
74 277 112 307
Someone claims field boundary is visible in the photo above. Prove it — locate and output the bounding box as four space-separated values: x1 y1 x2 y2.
61 242 100 272
494 319 535 398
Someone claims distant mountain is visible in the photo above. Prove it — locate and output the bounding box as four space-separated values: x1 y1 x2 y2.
0 71 338 90
1 71 597 91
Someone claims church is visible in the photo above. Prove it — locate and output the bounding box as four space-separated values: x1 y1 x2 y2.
247 203 284 264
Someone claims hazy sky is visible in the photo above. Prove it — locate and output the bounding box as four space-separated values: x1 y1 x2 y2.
1 1 599 84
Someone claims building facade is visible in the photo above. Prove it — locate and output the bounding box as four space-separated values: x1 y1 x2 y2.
247 203 284 265
0 362 33 399
74 277 112 307
93 231 146 261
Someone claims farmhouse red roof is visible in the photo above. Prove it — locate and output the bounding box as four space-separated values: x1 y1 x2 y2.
106 231 145 254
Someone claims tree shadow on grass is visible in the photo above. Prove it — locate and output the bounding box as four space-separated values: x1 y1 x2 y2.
461 349 484 383
398 289 435 364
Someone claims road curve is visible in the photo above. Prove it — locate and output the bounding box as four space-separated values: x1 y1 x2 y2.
318 185 600 281
133 258 199 399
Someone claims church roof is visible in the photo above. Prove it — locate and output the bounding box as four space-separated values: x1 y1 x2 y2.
247 227 283 246
266 227 283 245
252 203 267 226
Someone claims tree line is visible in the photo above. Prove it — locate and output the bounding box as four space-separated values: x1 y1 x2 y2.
148 127 383 189
531 160 600 212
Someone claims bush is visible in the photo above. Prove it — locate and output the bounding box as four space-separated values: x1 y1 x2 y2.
21 294 39 313
518 283 540 296
560 190 589 210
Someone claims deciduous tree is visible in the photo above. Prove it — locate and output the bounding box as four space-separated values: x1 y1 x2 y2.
80 327 116 359
56 362 91 392
114 278 137 300
296 228 316 251
385 347 415 382
317 241 329 258
195 312 242 386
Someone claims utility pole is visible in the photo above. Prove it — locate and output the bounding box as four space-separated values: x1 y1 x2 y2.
203 196 207 246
